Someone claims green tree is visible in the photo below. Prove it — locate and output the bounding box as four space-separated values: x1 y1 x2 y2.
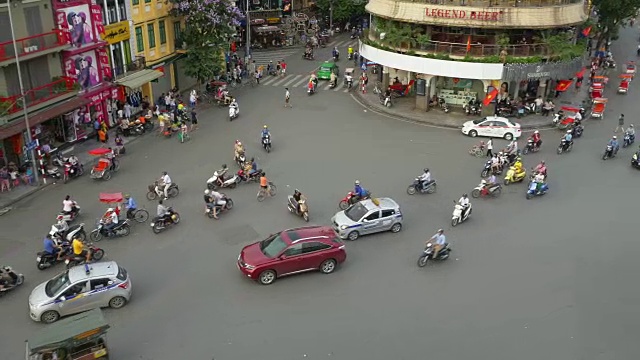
314 0 367 24
592 0 640 51
169 0 243 85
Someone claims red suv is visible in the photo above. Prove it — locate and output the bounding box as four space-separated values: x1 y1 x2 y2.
237 226 347 285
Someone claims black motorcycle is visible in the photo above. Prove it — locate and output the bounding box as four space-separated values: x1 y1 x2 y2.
623 133 635 148
572 124 584 138
151 208 180 234
303 52 314 60
64 243 105 269
417 243 452 267
496 105 515 117
602 144 617 160
89 220 131 241
205 195 234 219
481 159 502 177
262 134 272 153
522 138 540 155
406 179 437 195
631 151 640 168
438 97 450 113
0 266 24 296
37 242 73 270
557 139 573 155
464 100 482 116
116 123 144 137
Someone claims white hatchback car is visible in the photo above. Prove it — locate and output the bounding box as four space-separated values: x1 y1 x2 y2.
462 116 522 140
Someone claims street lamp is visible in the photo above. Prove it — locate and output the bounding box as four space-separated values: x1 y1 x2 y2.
6 0 39 184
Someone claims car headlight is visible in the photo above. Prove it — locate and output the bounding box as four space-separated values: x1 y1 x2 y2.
340 225 347 230
634 154 638 160
245 264 255 270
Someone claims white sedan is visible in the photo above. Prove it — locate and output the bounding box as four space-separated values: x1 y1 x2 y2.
461 116 522 140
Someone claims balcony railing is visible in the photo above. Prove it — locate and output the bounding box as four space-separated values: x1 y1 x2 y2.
0 31 67 62
0 77 77 116
414 0 581 7
112 56 147 79
423 40 549 57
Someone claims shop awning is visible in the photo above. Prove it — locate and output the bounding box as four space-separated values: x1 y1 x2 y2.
115 69 164 89
0 96 90 139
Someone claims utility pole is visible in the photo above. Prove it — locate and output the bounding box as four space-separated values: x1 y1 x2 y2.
7 0 39 184
329 0 333 33
245 0 251 61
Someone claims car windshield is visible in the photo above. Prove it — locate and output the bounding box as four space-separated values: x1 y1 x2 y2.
45 271 71 297
259 234 288 258
345 203 369 222
472 117 488 125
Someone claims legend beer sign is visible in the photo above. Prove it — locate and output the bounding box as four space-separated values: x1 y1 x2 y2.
425 8 503 21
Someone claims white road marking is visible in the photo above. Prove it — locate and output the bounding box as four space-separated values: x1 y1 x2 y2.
261 76 279 86
293 77 309 87
271 77 290 87
282 75 303 86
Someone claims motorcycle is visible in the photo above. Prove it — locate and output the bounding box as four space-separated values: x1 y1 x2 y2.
623 133 635 148
63 163 84 183
45 165 62 179
0 266 25 296
504 166 526 185
235 151 247 168
348 53 353 60
205 195 234 219
379 93 392 108
416 243 452 267
307 85 315 96
262 134 272 153
406 178 437 195
521 138 540 155
552 111 564 125
602 144 617 160
572 124 584 138
57 203 81 223
116 123 144 137
49 220 86 243
36 242 73 270
229 104 239 121
338 191 370 210
471 181 501 198
206 170 240 190
481 159 502 178
526 181 549 200
302 52 314 60
438 97 450 113
496 106 515 117
464 100 482 115
237 168 260 183
556 139 573 155
333 53 339 62
287 195 310 221
632 152 640 168
89 219 132 241
64 243 105 269
451 200 471 227
146 181 180 200
150 207 180 234
52 153 69 167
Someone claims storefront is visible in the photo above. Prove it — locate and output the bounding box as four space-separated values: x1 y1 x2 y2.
501 58 584 100
432 77 483 105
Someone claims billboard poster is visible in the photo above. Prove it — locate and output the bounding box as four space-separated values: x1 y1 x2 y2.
57 4 94 48
64 50 101 91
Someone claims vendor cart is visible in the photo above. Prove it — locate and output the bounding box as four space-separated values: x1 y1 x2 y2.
590 83 604 99
88 148 119 181
26 308 110 360
557 105 581 130
590 98 608 119
618 74 633 94
99 192 148 223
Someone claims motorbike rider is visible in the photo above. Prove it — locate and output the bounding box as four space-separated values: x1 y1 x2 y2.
105 147 116 171
608 135 620 154
533 160 547 176
353 180 368 202
332 46 340 60
68 154 80 172
347 45 354 59
562 130 573 150
204 189 216 214
458 194 470 218
62 195 77 215
157 199 171 224
330 71 337 87
103 208 119 236
210 189 226 219
72 237 92 263
44 234 64 261
292 189 305 213
123 193 137 220
428 229 446 260
248 157 259 176
512 157 524 175
229 97 239 115
155 171 172 199
505 140 518 163
261 125 271 143
418 168 432 190
531 130 542 149
490 154 501 173
234 140 245 163
626 124 636 140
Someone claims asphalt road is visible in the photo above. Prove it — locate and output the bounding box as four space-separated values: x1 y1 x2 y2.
1 32 639 360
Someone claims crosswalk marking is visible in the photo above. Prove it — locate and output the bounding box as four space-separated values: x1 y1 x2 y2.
260 76 280 86
293 77 309 87
282 75 303 86
323 83 333 91
271 77 290 87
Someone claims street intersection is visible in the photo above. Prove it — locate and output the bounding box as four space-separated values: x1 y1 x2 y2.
0 32 638 359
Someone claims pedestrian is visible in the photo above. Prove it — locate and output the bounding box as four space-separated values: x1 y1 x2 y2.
164 93 171 111
179 121 189 143
93 119 101 141
189 90 197 108
281 60 287 77
486 138 493 157
616 114 625 133
124 102 131 120
158 114 165 135
190 108 198 131
284 87 291 108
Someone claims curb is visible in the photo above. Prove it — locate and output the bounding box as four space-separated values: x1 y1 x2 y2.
351 90 554 131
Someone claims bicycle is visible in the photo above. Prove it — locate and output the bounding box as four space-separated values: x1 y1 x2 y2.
127 208 149 223
373 82 382 94
257 182 277 202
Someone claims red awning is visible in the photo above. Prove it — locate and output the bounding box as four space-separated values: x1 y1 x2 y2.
555 80 573 92
0 97 90 139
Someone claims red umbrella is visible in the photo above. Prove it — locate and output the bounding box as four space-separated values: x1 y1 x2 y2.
99 192 123 204
575 67 586 78
88 148 112 156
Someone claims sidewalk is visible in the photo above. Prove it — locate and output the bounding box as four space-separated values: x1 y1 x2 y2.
0 128 147 211
352 77 589 130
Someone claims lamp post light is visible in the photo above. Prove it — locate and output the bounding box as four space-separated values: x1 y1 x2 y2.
7 0 39 184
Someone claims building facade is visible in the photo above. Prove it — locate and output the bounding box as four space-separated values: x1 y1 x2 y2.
362 0 589 112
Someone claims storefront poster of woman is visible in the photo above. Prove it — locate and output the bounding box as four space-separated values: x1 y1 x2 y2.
73 54 100 90
65 6 94 48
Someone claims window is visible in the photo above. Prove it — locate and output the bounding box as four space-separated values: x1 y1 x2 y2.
90 278 111 290
135 26 144 52
61 281 88 298
159 20 167 45
302 242 331 253
45 272 70 297
23 6 43 36
345 203 368 222
117 266 128 281
259 234 288 258
145 0 151 4
283 244 304 257
365 211 380 221
173 21 182 44
132 0 139 5
147 24 156 48
381 209 396 218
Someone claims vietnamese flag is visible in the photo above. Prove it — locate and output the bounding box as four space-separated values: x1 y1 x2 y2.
466 36 471 53
581 26 592 37
555 79 573 92
483 88 499 106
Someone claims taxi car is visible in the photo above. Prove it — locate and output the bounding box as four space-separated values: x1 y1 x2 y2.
461 116 522 140
237 226 346 285
317 61 339 80
29 261 132 323
332 198 403 241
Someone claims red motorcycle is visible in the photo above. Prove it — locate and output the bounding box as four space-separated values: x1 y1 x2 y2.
338 191 370 210
63 162 84 183
471 181 501 199
237 168 260 182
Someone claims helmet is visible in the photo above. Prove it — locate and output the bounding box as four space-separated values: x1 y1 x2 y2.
462 193 468 198
355 180 360 185
613 136 617 139
567 130 572 133
162 171 167 175
516 157 522 162
534 130 539 134
294 189 300 194
107 208 113 212
631 124 635 128
235 139 240 144
424 168 429 173
263 125 268 129
124 193 130 199
437 229 444 233
480 179 487 185
204 189 210 195
541 160 545 164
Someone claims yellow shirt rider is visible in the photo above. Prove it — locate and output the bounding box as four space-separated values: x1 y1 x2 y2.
513 158 524 174
347 46 354 55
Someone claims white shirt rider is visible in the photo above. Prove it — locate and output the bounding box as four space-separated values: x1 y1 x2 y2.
107 210 119 225
418 171 431 182
62 199 74 212
458 196 470 208
211 190 226 206
575 111 582 122
68 155 79 166
158 173 172 198
534 173 545 183
157 203 169 217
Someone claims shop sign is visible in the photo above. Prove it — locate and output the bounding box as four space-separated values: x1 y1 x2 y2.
90 5 105 38
527 65 551 79
97 47 112 80
250 19 266 25
100 21 130 44
424 8 503 21
267 18 281 24
502 59 583 82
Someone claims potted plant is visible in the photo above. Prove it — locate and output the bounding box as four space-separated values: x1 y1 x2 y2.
416 33 431 51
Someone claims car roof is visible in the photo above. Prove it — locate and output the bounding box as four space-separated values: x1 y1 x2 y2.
281 225 337 244
321 61 336 67
485 116 510 123
68 261 119 283
361 197 399 211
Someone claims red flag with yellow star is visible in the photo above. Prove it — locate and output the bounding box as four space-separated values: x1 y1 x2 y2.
482 88 499 106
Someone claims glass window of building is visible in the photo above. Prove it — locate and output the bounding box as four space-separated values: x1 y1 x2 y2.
132 0 139 5
147 24 156 48
135 26 144 52
159 20 167 45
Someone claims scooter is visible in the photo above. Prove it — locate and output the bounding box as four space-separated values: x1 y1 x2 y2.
52 153 69 167
205 195 234 219
0 266 24 296
438 97 450 113
602 144 617 160
481 159 503 178
632 152 640 168
557 138 573 155
150 208 180 234
451 200 471 227
417 243 452 267
521 138 540 155
262 134 272 153
64 244 105 269
235 151 247 168
504 166 526 185
471 181 501 198
303 52 314 60
207 170 240 190
287 195 310 222
307 85 315 96
406 178 437 195
379 93 392 108
146 181 180 200
552 111 564 125
237 168 260 182
623 133 635 147
49 220 86 243
63 163 84 183
57 204 81 223
45 165 62 179
89 219 132 241
229 104 239 121
526 181 549 199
